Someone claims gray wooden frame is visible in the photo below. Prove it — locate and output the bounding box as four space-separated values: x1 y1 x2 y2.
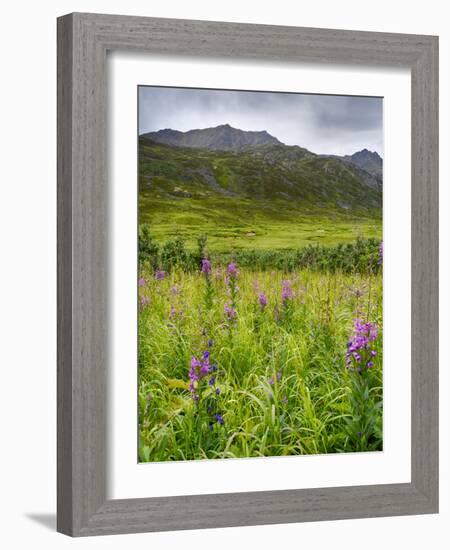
57 12 438 537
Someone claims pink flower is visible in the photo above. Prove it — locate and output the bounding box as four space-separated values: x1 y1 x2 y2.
201 258 212 274
258 292 267 309
227 263 238 278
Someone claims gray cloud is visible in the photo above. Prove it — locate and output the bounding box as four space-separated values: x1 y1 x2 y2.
139 86 382 156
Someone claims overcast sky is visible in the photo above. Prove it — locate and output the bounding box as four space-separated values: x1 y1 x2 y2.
139 86 383 156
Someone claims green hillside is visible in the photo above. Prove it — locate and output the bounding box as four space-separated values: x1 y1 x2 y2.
139 138 382 252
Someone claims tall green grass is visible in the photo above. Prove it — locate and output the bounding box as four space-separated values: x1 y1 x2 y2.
138 265 382 462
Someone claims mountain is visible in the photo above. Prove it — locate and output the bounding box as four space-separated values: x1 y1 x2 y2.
139 133 382 213
138 126 383 249
341 149 383 180
141 124 283 151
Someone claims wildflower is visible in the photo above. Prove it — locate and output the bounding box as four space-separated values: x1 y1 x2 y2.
138 277 146 287
281 280 294 304
268 377 275 386
224 302 237 320
200 363 210 376
170 284 180 296
209 376 216 386
189 357 201 382
258 292 267 309
215 388 220 395
140 295 150 307
227 262 238 278
201 258 211 275
155 270 166 280
276 371 282 382
215 413 224 425
188 353 212 398
345 318 379 372
208 339 213 347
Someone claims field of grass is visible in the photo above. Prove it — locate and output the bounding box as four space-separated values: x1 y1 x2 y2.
138 262 382 461
139 195 382 252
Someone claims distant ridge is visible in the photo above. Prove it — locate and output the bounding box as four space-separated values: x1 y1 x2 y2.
341 149 383 180
140 123 283 151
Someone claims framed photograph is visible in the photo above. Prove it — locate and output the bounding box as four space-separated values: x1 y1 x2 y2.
57 13 438 536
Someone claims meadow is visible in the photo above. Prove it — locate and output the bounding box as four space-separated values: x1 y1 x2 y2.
138 233 383 462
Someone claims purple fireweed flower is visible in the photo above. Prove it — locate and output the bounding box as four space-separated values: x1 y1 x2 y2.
169 306 183 320
200 363 210 376
201 258 211 274
188 352 214 400
227 262 238 278
346 318 379 372
138 277 146 287
281 280 294 303
155 270 166 280
258 292 267 309
170 284 180 296
224 302 237 320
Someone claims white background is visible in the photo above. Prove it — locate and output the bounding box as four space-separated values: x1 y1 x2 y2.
0 1 447 549
109 54 411 499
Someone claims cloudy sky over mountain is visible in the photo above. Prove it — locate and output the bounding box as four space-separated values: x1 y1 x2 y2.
139 86 383 157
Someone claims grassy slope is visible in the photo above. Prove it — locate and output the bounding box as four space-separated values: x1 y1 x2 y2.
139 139 382 252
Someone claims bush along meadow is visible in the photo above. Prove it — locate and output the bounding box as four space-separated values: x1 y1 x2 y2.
138 229 383 462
